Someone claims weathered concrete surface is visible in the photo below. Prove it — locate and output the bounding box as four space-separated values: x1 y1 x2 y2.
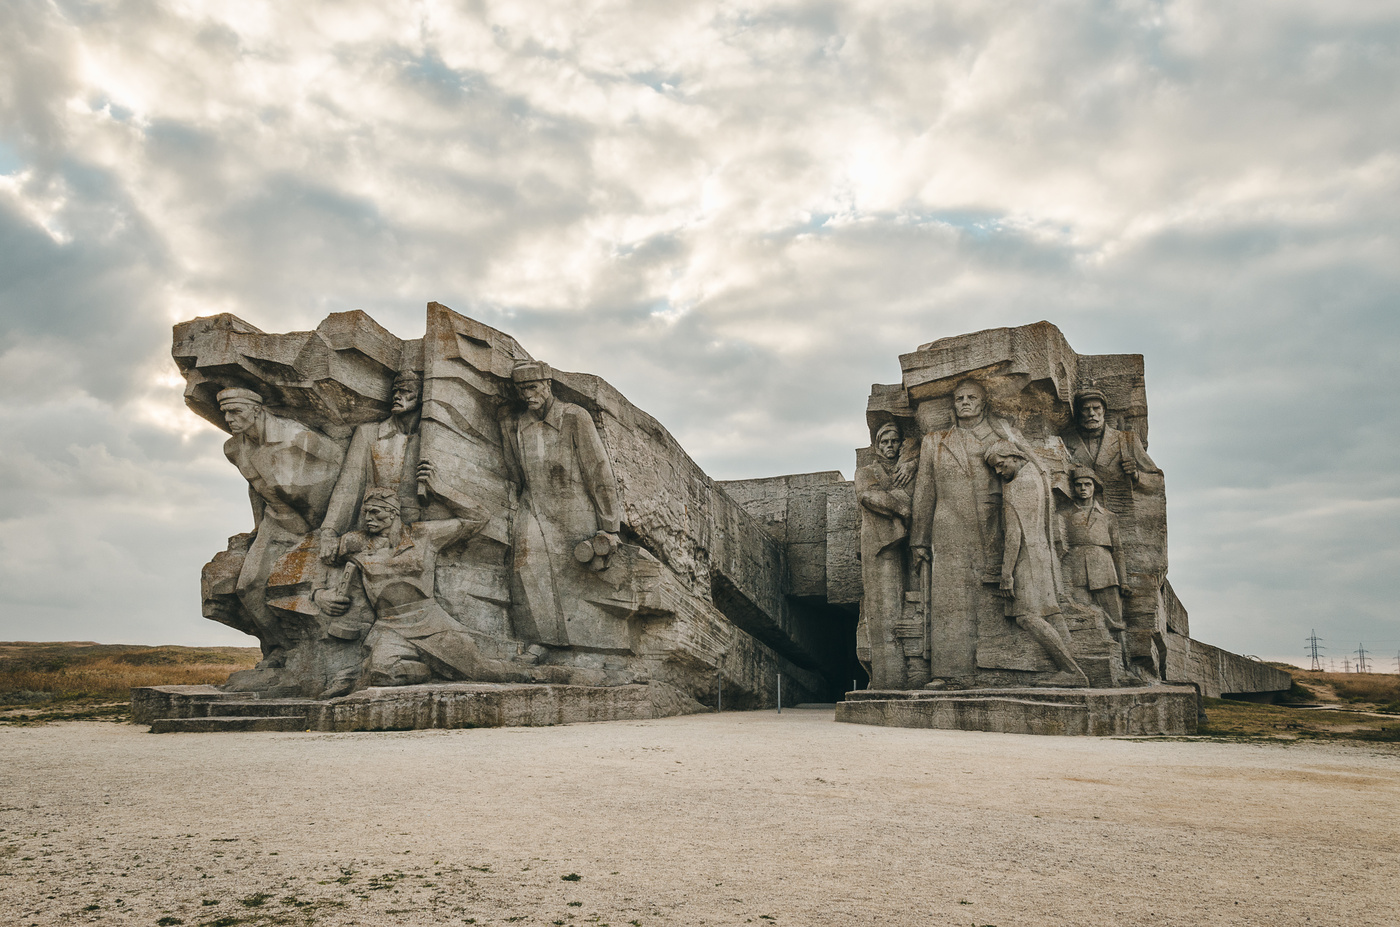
1164 634 1292 699
836 685 1199 736
133 682 707 732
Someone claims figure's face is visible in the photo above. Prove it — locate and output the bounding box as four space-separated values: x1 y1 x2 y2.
990 455 1023 480
1073 477 1096 500
877 430 900 461
391 383 420 414
519 380 551 412
1078 399 1106 433
362 503 398 535
952 384 985 420
223 403 259 435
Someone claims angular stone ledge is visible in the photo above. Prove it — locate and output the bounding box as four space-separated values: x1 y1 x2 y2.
835 686 1199 736
133 681 705 733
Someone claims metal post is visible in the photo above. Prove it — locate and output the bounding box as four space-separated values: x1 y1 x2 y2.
717 671 722 712
777 673 782 713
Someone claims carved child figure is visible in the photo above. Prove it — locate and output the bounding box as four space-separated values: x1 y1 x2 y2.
1060 466 1130 631
984 442 1089 688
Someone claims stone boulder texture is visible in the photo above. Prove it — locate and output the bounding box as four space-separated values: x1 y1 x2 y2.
158 309 1286 733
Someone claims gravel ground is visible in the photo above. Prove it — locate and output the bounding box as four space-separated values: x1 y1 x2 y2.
2 709 1397 927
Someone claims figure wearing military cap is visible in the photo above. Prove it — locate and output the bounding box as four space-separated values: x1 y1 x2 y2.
501 360 622 647
320 367 427 563
216 385 345 668
1059 465 1130 632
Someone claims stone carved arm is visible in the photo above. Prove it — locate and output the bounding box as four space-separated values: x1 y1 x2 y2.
997 502 1022 599
569 406 622 535
416 460 491 539
855 469 911 522
1108 514 1131 595
908 433 939 563
320 423 374 561
247 485 266 535
892 438 920 488
1120 430 1163 494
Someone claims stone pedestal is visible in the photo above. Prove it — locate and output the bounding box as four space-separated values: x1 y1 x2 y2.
835 685 1199 736
133 681 705 733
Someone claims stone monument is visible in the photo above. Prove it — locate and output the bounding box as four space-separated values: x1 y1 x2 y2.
137 303 863 732
135 312 1289 734
835 322 1289 735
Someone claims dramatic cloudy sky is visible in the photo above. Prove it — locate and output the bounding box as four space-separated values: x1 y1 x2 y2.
2 0 1397 668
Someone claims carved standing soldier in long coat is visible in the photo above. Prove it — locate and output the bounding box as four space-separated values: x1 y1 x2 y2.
909 379 1004 682
501 361 622 647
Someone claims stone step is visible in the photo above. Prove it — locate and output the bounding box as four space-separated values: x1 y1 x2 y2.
202 700 316 719
148 716 309 734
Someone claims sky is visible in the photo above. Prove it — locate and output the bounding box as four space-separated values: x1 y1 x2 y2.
1 0 1397 670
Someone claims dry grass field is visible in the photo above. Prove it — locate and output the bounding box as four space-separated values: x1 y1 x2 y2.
0 641 259 723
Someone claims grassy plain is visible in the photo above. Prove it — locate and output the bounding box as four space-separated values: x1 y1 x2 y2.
1197 663 1400 743
0 640 259 724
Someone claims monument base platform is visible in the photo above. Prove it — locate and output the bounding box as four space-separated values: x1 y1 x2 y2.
132 681 705 733
835 686 1200 736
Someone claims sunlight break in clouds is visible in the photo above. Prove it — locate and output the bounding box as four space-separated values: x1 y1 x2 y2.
0 0 1397 663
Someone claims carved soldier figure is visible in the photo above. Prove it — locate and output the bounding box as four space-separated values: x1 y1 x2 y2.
1061 383 1166 675
856 422 913 689
984 443 1088 688
320 369 425 562
1060 385 1162 515
502 361 622 646
1060 466 1130 631
910 379 1005 681
219 387 344 666
318 467 546 687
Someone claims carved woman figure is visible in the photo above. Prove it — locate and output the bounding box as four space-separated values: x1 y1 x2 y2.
856 422 913 689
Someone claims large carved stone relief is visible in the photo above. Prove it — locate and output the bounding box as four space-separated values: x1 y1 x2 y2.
856 322 1170 690
175 304 850 706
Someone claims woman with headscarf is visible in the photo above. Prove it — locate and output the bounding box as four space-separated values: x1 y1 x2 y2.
856 421 913 689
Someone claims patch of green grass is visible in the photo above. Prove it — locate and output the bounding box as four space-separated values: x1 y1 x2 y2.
561 873 582 882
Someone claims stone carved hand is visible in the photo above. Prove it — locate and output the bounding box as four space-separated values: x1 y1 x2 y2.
417 459 439 493
893 457 917 488
314 589 352 617
1121 454 1138 481
995 575 1015 599
912 547 930 565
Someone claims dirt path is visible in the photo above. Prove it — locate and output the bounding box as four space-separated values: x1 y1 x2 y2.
3 710 1397 927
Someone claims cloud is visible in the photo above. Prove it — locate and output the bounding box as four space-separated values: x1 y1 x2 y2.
1 0 1397 665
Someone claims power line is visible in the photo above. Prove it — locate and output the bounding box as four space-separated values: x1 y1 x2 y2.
1343 656 1352 673
1355 644 1371 674
1305 630 1325 672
